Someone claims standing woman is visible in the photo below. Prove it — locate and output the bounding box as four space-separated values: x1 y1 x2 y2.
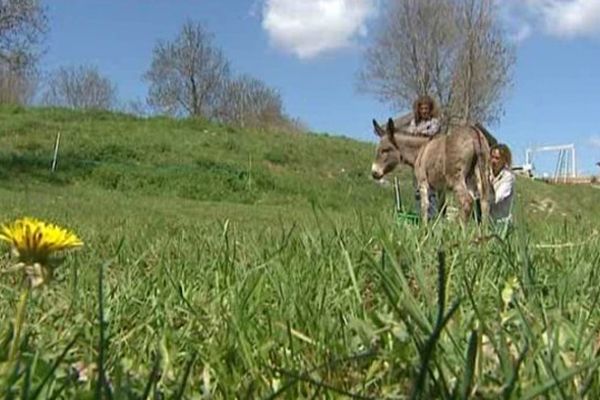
489 144 516 224
406 95 442 218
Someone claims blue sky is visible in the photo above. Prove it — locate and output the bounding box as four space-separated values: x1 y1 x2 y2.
42 0 600 175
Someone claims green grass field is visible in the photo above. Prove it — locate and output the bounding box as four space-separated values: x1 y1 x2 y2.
0 106 599 398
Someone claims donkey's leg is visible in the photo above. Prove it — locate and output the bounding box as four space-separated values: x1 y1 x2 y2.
412 175 421 214
454 180 474 225
474 164 490 225
436 189 447 218
428 189 438 220
419 183 430 225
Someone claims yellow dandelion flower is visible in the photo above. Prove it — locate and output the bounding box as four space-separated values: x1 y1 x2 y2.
0 217 83 263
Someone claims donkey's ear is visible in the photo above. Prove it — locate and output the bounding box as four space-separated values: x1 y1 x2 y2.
372 119 385 137
386 118 396 135
386 118 399 148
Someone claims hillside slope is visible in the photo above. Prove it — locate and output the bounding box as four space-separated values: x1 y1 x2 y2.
0 106 387 211
0 105 598 228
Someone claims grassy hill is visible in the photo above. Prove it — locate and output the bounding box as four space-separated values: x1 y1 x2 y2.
0 106 388 213
1 105 598 227
0 106 599 398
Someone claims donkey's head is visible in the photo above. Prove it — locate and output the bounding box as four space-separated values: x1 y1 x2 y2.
371 118 401 180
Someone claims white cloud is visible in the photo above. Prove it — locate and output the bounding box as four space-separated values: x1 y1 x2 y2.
511 23 534 43
502 0 600 39
261 0 378 59
496 1 534 42
590 135 600 148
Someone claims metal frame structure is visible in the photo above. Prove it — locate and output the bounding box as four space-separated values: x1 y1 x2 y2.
525 144 577 182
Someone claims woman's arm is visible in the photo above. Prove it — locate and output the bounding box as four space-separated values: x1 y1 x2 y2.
419 118 440 136
406 119 417 134
494 171 515 203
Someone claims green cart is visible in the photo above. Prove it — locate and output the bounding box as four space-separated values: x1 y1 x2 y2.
393 176 420 224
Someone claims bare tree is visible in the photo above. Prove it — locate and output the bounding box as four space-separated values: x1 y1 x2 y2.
121 97 150 117
0 0 47 104
42 65 118 110
450 0 514 124
216 75 283 128
144 20 230 118
0 63 36 104
283 116 309 134
216 75 308 133
358 0 514 125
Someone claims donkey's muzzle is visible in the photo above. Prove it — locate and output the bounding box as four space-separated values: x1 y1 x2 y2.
371 163 385 180
371 170 383 180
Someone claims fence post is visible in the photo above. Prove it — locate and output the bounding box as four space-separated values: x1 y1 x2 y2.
51 131 61 172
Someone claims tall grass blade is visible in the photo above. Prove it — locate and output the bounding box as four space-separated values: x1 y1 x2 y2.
96 259 113 400
171 353 196 400
141 354 161 400
521 357 600 400
457 330 478 400
410 251 461 400
30 334 80 400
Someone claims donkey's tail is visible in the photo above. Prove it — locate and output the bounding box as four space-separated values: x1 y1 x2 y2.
472 126 492 222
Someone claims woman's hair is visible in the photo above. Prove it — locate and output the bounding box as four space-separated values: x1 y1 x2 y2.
412 95 438 124
491 143 512 167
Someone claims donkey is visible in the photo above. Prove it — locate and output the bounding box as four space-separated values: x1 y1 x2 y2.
371 118 492 224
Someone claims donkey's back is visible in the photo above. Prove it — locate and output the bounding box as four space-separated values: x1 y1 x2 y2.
415 124 491 222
